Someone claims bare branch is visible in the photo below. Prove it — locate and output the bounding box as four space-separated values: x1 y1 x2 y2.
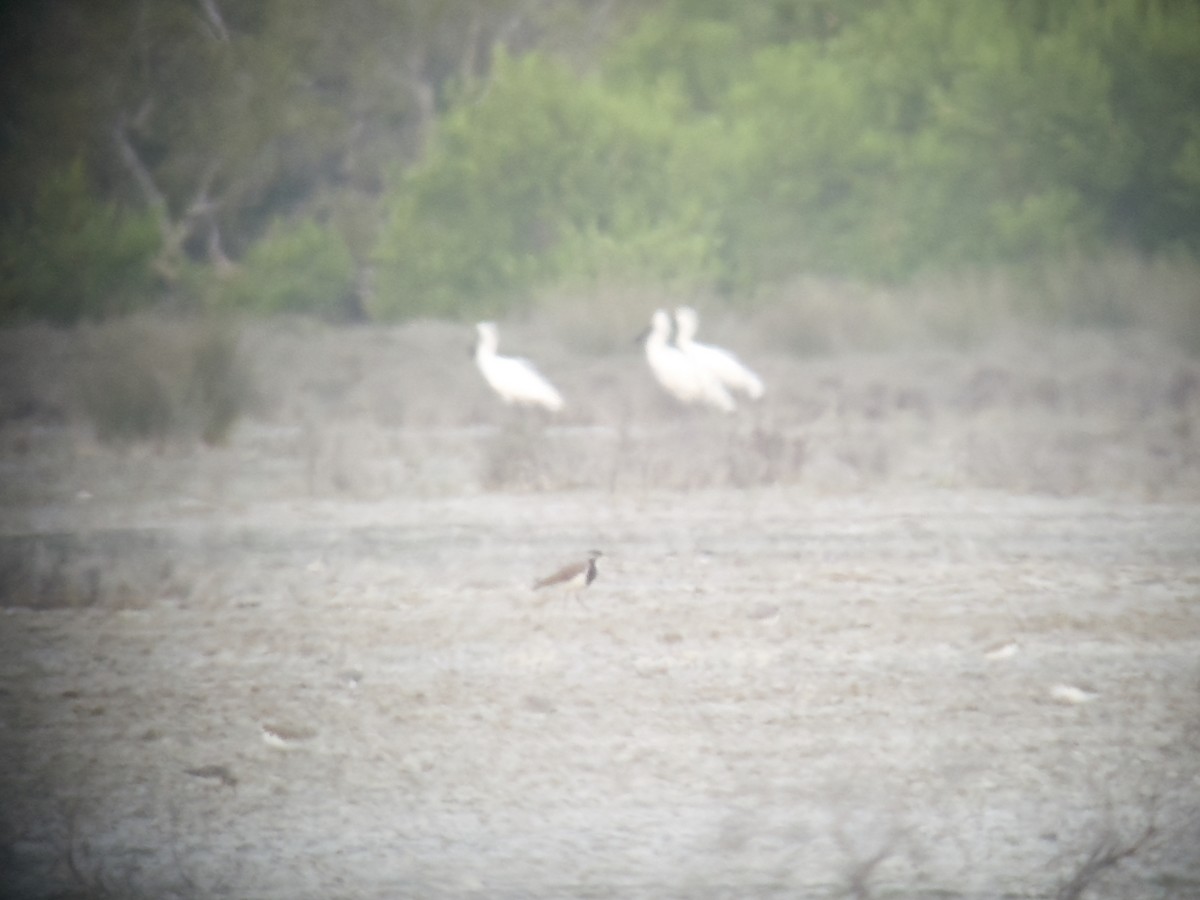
1056 818 1158 900
494 0 541 51
398 42 436 152
206 224 236 275
195 0 230 42
458 7 483 84
113 115 227 279
112 116 169 227
182 160 223 224
833 820 901 900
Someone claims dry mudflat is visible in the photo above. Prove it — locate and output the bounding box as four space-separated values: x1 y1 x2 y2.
1 320 1199 899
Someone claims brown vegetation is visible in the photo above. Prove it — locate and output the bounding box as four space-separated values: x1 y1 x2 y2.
0 285 1198 898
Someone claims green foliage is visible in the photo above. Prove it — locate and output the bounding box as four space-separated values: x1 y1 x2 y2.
604 13 749 111
714 0 1128 286
373 51 720 318
3 0 1199 322
216 217 356 317
1078 0 1200 248
602 0 879 108
370 0 1200 314
0 163 161 323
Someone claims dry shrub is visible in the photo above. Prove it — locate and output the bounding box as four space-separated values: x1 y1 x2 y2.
752 251 1200 355
480 415 616 491
1031 250 1200 352
80 346 174 444
751 277 923 354
0 531 175 609
477 417 812 493
189 322 246 444
1055 820 1159 900
76 315 251 445
528 281 695 355
480 417 555 490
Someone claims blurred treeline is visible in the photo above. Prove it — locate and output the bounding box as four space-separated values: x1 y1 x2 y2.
2 0 1198 324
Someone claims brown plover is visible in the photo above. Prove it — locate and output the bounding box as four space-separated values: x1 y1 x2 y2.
533 550 602 603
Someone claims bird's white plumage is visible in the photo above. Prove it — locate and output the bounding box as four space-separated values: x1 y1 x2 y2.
474 322 564 412
642 309 735 412
674 306 764 399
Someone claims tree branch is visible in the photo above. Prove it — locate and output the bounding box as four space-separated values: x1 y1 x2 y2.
195 0 230 42
1056 819 1158 900
113 115 226 278
112 116 171 233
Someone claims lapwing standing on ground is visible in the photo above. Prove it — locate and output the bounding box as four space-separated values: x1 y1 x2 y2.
533 550 602 604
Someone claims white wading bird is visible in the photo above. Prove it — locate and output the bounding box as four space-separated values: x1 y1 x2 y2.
473 322 565 412
673 306 764 400
641 309 735 412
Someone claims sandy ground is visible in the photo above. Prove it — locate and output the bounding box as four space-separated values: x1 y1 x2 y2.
1 320 1199 898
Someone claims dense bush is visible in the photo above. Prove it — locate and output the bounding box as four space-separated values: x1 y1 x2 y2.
713 1 1121 286
372 0 1200 314
372 51 723 318
0 163 161 323
78 316 250 446
2 1 1197 323
214 217 357 317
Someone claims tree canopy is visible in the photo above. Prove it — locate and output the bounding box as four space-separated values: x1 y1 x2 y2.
2 0 1197 322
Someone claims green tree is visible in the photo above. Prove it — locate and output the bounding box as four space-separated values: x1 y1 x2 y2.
713 0 1198 286
0 162 161 323
372 51 721 318
0 0 583 318
213 216 357 317
1072 0 1200 249
3 0 1197 321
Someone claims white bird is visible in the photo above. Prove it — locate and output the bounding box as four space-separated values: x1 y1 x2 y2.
473 322 564 412
983 641 1020 661
674 306 765 400
1049 683 1099 705
641 309 735 412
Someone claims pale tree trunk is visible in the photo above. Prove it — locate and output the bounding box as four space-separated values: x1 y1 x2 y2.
113 116 223 282
195 0 230 42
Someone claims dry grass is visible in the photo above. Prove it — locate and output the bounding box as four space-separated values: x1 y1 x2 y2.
73 314 250 446
0 322 1197 503
1 257 1197 899
753 250 1200 355
0 251 1196 504
528 281 685 355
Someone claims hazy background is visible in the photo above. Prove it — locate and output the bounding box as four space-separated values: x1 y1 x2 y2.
1 2 1199 898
